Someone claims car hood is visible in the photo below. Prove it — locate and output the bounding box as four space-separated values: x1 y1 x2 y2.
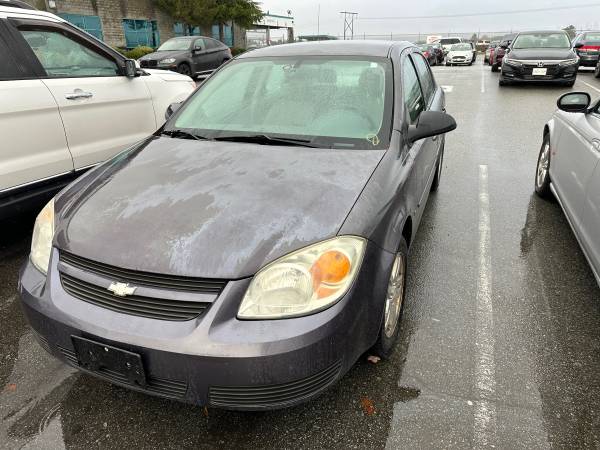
508 48 576 60
448 51 471 56
139 50 188 61
55 138 385 279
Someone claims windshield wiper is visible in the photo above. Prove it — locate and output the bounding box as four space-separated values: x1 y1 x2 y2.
161 130 211 141
213 134 320 148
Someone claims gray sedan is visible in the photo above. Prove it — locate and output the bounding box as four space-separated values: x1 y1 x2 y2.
19 41 456 410
535 92 600 285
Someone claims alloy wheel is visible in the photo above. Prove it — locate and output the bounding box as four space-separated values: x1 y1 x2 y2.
383 253 406 338
536 142 550 189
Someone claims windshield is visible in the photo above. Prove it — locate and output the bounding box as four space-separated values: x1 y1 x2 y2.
158 38 191 51
169 56 394 149
451 44 471 51
440 38 460 45
513 33 570 49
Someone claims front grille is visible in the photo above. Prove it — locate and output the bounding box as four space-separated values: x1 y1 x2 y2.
209 361 342 409
58 346 187 399
60 251 226 294
60 273 210 321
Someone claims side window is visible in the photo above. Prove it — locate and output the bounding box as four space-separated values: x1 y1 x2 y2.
0 28 24 80
194 39 205 50
205 39 219 49
402 57 425 124
411 53 435 105
19 29 118 78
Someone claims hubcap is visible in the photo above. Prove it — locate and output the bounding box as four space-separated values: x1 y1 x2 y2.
384 253 406 338
537 142 550 188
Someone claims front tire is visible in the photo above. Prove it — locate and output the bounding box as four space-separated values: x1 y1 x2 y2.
535 134 553 199
431 143 444 192
177 63 192 77
371 239 408 360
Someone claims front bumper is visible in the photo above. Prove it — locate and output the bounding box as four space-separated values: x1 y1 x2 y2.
448 57 472 65
19 244 393 410
501 62 579 83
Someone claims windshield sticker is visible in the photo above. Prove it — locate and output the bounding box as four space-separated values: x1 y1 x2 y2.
367 134 380 146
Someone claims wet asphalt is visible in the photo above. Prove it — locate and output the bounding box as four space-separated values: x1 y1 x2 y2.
2 60 600 449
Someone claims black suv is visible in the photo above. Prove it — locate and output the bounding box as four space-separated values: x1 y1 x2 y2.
499 31 579 86
138 36 232 78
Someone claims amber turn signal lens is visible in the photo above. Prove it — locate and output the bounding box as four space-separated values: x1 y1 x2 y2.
311 250 351 297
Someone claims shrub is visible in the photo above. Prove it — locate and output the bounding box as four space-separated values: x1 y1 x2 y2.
230 47 246 57
122 46 155 60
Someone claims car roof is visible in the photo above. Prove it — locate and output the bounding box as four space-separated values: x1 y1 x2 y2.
515 30 568 35
167 36 212 40
0 4 66 22
238 40 412 59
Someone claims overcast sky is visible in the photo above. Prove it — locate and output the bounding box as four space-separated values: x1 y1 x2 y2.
258 1 600 38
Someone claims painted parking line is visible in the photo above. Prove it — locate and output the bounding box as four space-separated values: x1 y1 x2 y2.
474 164 496 446
481 61 486 93
578 80 600 94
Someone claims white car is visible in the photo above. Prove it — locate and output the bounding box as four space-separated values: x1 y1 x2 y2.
437 36 463 53
445 43 474 66
535 92 600 285
0 2 196 218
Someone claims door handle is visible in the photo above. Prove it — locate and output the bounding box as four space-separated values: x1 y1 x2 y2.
592 140 600 152
65 89 93 100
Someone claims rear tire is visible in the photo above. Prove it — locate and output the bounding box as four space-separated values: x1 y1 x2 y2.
446 61 450 66
535 134 553 199
371 238 408 360
491 63 499 72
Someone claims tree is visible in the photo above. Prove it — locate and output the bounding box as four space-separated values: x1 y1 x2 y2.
214 0 263 43
563 25 577 40
153 0 263 45
153 0 216 35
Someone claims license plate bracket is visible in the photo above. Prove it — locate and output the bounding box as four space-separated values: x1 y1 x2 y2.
72 336 147 386
532 68 547 76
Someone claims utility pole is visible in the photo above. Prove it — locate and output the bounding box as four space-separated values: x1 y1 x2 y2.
317 4 320 36
340 11 358 40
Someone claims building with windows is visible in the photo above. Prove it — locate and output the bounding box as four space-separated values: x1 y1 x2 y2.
24 0 244 48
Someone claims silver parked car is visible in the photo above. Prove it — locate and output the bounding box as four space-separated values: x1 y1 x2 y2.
535 92 600 285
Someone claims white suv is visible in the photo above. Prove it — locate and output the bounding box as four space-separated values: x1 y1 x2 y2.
0 2 196 217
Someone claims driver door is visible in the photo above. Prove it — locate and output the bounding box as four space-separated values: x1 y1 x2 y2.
191 38 210 74
14 21 156 169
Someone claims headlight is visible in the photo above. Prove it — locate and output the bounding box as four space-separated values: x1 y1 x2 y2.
504 58 522 67
560 58 579 66
238 236 366 319
30 199 55 274
159 58 176 64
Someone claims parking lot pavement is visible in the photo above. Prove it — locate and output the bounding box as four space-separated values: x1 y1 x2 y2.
2 60 600 449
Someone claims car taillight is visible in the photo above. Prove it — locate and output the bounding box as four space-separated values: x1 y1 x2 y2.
579 45 600 52
424 51 430 57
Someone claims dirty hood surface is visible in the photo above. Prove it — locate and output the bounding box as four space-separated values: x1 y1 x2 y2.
56 137 385 279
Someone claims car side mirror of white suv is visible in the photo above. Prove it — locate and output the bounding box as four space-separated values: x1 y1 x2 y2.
124 59 138 78
558 92 591 113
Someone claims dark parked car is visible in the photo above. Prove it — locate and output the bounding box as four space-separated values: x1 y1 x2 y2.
499 31 579 86
419 44 438 65
573 31 600 67
138 36 232 78
468 42 477 62
491 34 516 72
431 42 445 64
19 41 456 411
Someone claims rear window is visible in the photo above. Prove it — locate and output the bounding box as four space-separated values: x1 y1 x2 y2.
440 38 460 45
583 32 600 44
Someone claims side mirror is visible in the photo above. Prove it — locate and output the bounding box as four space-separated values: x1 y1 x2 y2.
407 111 457 144
165 102 183 120
557 92 591 113
124 59 137 78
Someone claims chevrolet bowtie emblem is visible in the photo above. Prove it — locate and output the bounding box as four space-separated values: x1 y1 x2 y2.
108 282 137 297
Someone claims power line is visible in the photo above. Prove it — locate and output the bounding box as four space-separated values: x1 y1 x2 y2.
361 3 600 20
